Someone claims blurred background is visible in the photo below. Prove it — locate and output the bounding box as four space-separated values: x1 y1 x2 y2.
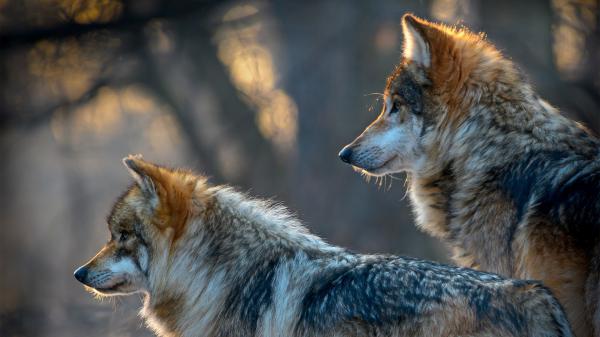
1 0 599 336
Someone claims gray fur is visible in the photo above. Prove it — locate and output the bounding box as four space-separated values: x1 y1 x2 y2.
74 158 574 337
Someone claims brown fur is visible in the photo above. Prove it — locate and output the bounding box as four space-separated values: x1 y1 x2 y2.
124 157 208 243
514 223 590 336
75 156 574 337
400 15 516 130
341 14 600 337
151 292 185 336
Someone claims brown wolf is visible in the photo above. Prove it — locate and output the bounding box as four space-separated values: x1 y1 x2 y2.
74 155 572 337
339 14 600 337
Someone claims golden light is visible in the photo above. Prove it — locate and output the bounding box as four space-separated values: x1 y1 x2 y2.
215 4 298 153
59 0 123 24
50 83 169 145
71 86 122 140
430 0 474 24
431 0 460 22
146 113 181 152
553 23 585 75
552 0 597 78
120 85 156 115
228 45 276 97
28 36 120 100
257 90 298 150
50 86 123 143
222 4 258 22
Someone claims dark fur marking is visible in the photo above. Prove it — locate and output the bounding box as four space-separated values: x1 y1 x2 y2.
221 256 282 335
538 160 600 247
114 247 130 260
106 184 136 227
422 161 458 238
396 72 423 115
497 150 600 247
496 150 573 257
298 255 526 334
497 151 570 223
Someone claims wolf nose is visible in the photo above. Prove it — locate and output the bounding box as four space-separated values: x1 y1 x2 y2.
338 146 353 164
74 266 88 283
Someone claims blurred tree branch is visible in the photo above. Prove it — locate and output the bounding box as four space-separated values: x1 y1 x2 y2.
0 1 223 129
138 34 225 182
0 0 285 188
0 1 219 48
138 17 284 187
5 80 113 130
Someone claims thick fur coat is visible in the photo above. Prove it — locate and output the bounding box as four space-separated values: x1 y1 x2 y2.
340 14 600 337
74 156 572 337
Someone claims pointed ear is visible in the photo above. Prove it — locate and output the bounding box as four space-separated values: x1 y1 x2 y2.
401 14 431 67
123 154 159 203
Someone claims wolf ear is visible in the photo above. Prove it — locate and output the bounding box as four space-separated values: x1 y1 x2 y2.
123 154 159 204
401 14 431 68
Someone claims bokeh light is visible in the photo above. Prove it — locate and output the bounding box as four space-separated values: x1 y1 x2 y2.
215 3 298 154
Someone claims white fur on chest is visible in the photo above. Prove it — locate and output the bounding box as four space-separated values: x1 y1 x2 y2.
409 180 449 239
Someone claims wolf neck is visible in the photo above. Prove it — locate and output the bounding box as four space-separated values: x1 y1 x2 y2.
210 187 339 253
142 187 341 337
409 92 600 268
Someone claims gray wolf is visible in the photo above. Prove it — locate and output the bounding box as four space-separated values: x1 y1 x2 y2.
74 155 572 337
339 14 599 337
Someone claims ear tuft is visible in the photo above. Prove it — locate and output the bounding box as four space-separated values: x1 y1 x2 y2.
401 14 431 67
123 154 144 170
122 154 157 199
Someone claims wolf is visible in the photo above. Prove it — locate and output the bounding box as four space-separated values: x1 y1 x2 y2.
339 14 600 337
74 155 572 337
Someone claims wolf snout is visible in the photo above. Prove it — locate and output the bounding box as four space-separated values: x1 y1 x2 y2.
74 265 88 283
338 146 354 164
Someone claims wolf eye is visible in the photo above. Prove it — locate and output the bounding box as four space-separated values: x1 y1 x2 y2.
389 101 403 115
119 232 129 242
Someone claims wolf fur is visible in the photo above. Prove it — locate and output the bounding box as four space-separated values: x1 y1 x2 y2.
74 155 572 337
339 14 600 337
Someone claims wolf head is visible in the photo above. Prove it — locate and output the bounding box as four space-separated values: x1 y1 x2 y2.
339 14 520 176
74 155 204 296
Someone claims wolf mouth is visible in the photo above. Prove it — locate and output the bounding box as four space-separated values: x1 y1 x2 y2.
94 280 127 292
357 155 398 174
